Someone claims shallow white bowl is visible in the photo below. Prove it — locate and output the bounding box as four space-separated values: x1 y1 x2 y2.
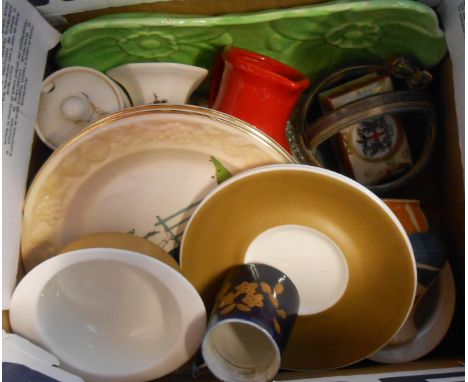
9 248 206 382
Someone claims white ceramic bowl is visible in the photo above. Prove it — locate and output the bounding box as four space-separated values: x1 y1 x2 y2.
9 248 206 382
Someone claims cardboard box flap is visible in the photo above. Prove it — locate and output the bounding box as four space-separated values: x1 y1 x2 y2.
438 0 465 168
2 0 60 309
3 331 84 381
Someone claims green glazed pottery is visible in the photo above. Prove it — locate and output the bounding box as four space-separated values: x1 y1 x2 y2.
56 0 447 79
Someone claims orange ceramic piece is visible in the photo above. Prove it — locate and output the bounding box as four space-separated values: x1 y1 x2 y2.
384 199 429 234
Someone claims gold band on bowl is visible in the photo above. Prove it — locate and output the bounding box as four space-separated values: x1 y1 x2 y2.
181 164 416 370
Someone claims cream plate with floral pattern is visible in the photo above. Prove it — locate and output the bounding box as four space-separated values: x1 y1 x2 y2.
22 105 294 271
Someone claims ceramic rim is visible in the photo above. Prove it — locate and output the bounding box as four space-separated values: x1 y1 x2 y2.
26 104 293 198
202 318 281 382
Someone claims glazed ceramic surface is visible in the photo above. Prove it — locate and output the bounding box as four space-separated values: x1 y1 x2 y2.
56 1 446 80
369 263 456 363
383 199 429 235
60 232 179 270
384 199 447 290
106 63 208 105
21 105 294 271
378 199 447 348
210 47 310 151
36 67 130 149
9 248 207 382
180 164 416 370
202 263 299 382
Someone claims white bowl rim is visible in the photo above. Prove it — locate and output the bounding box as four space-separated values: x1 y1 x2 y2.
10 248 207 381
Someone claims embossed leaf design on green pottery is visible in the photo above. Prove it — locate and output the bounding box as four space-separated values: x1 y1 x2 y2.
57 0 447 80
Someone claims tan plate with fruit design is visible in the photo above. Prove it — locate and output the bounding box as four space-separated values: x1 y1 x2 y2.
22 105 294 271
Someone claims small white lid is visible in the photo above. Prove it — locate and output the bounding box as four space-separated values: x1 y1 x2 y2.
36 66 130 149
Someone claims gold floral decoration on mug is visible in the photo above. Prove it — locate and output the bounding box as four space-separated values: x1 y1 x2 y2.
261 282 286 334
218 282 264 314
218 281 287 334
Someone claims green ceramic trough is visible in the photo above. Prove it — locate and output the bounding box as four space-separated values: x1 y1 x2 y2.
57 0 447 80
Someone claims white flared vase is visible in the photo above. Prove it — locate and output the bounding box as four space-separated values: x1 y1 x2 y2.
107 63 208 105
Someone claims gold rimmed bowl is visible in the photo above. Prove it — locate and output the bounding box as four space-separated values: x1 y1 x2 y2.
180 164 417 370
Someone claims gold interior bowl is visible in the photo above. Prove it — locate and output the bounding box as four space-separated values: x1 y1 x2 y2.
180 164 416 370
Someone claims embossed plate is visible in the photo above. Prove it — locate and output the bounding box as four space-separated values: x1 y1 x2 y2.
21 105 294 271
57 1 447 80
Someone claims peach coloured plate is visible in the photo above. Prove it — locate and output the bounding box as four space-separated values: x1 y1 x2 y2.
181 164 417 370
21 105 293 271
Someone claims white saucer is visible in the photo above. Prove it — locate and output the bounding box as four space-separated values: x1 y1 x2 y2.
369 263 456 363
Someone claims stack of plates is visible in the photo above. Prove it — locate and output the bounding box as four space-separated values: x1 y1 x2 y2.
21 105 293 271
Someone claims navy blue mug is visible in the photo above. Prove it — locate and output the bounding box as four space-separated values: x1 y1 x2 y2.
201 263 299 382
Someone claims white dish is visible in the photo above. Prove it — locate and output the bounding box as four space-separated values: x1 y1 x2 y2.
369 263 456 363
9 248 207 382
21 105 293 271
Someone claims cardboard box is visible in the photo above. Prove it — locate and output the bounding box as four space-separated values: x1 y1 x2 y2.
2 0 464 380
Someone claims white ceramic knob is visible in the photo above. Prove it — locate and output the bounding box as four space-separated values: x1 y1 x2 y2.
36 67 131 150
61 95 94 122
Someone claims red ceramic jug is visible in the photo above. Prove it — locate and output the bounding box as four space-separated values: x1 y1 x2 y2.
209 47 310 151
